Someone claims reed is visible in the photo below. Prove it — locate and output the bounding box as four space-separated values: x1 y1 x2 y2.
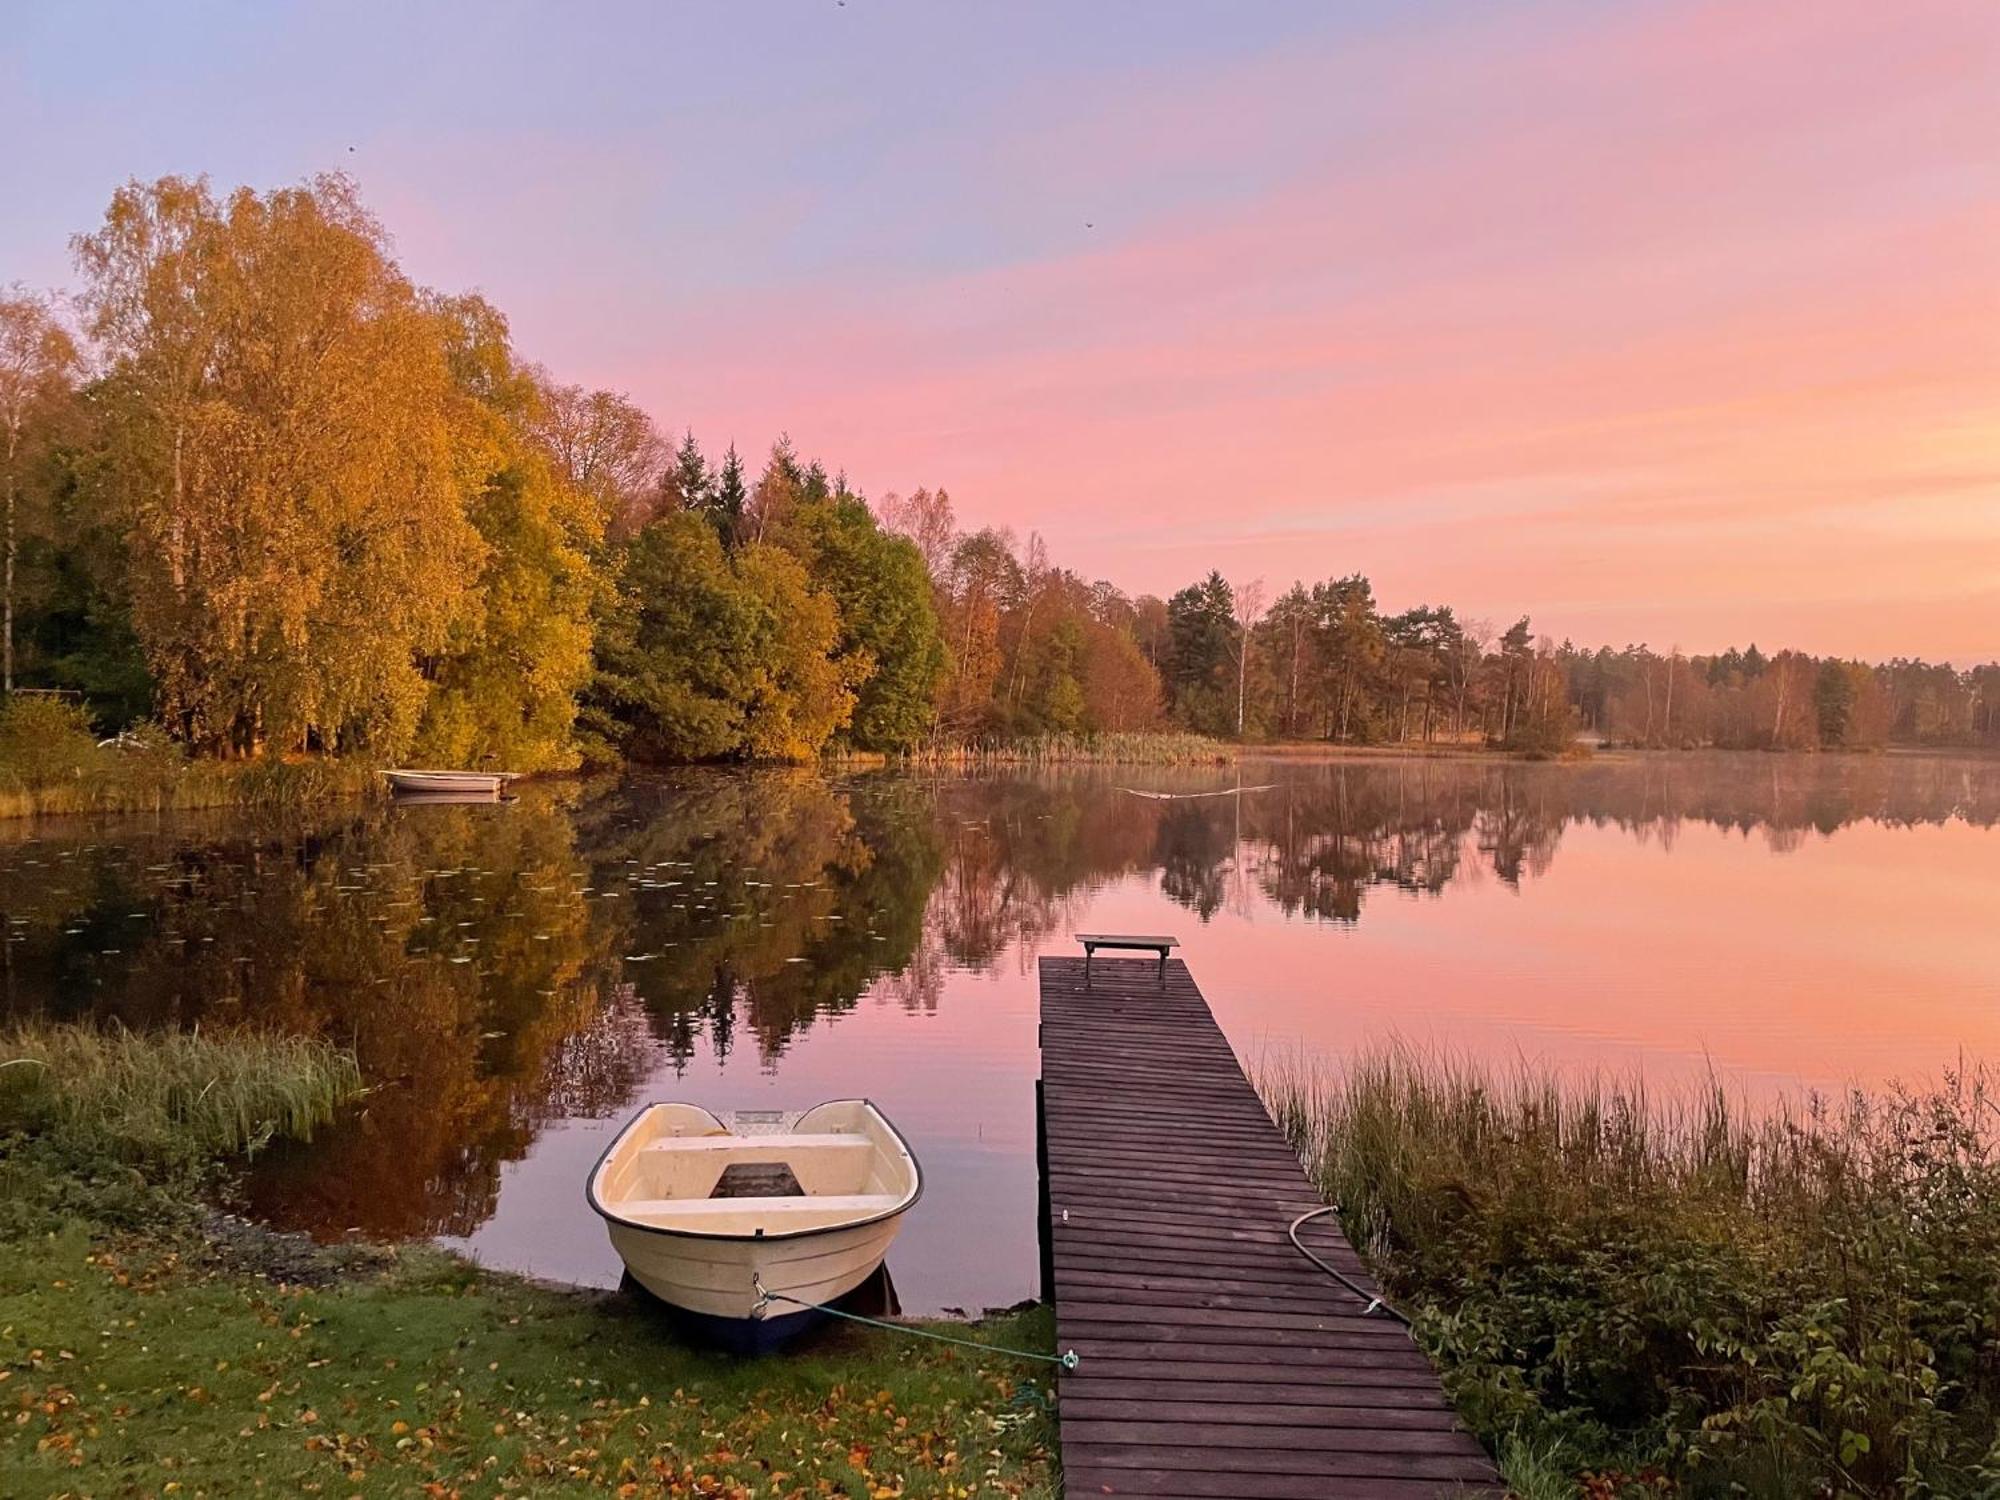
897 731 1236 766
1259 1045 2000 1494
0 752 378 820
0 1022 363 1164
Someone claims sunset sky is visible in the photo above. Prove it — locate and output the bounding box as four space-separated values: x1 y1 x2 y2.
5 0 1996 660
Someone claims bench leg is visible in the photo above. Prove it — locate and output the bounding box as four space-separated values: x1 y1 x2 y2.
1158 949 1168 986
1084 947 1093 989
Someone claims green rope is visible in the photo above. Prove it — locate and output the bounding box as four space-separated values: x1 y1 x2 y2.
752 1278 1079 1369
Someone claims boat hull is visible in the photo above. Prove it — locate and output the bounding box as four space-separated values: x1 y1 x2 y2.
661 1299 829 1356
384 769 513 795
606 1208 908 1323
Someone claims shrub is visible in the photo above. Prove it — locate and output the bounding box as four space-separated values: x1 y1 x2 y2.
0 705 374 818
1260 1048 2000 1495
0 694 101 787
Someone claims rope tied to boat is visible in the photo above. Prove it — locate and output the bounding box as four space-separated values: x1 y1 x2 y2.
751 1275 1080 1369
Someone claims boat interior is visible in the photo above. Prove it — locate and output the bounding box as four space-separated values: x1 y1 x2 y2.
594 1101 916 1235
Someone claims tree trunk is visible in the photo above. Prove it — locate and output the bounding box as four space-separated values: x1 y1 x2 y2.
169 419 187 592
1236 630 1249 736
1287 616 1301 737
1006 593 1039 710
2 421 15 695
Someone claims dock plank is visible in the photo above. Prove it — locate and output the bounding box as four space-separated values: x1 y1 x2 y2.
1041 954 1498 1498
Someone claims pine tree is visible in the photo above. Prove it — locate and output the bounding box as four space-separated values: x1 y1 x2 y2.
663 429 710 515
710 444 747 548
1164 572 1237 735
1815 659 1857 747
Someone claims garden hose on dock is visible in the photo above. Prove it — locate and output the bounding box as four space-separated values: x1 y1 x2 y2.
1287 1205 1410 1326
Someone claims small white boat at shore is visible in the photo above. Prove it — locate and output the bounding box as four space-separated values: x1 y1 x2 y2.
383 769 516 797
588 1100 920 1351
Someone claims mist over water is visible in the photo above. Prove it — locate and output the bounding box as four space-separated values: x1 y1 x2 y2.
3 752 1995 1312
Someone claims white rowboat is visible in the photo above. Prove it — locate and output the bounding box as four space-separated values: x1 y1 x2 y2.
383 769 516 796
588 1100 920 1351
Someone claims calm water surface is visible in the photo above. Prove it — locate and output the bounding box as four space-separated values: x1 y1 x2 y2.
5 754 1997 1313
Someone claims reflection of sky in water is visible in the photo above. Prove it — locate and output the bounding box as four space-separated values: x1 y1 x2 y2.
3 754 1997 1314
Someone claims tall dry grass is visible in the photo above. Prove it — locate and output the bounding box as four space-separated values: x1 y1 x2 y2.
898 731 1235 766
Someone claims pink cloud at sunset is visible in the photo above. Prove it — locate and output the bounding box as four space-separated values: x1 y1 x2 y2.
560 0 1994 658
3 0 1995 657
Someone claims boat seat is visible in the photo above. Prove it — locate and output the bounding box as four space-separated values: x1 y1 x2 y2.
642 1133 866 1154
611 1192 903 1220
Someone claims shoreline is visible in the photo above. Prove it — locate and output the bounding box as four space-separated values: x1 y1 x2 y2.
0 1023 1056 1494
3 737 1995 826
0 1209 1058 1497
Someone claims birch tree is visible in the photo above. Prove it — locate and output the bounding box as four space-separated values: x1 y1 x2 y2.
1231 576 1265 737
74 175 485 754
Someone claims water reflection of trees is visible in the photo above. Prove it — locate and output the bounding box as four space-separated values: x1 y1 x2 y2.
565 769 941 1065
0 793 622 1237
1192 754 2000 925
0 751 1990 1242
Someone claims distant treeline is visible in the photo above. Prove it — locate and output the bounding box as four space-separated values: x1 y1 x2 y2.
1 175 1993 767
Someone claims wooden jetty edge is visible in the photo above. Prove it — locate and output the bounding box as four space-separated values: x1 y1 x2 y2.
1038 954 1501 1499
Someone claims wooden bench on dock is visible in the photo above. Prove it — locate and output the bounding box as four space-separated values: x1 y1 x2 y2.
1074 932 1179 986
1038 951 1500 1498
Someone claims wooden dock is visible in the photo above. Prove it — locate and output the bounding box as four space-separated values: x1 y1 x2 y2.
1038 955 1501 1498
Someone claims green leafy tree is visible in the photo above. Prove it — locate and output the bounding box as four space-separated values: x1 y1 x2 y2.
744 435 805 547
1258 584 1317 738
18 471 154 726
585 515 859 764
784 495 944 751
1495 616 1536 744
410 296 601 771
1033 616 1089 733
585 512 759 762
734 543 862 760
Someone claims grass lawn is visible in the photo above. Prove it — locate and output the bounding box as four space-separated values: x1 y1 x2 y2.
0 1222 1056 1499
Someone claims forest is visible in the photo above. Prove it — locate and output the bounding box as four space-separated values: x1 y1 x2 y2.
2 174 1995 770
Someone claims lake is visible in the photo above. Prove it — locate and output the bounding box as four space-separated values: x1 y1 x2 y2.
4 752 1997 1314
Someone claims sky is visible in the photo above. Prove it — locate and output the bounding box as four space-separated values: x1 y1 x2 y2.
4 0 1997 660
